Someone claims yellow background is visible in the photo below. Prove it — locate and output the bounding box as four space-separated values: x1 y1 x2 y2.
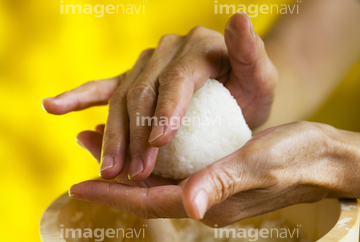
0 0 359 241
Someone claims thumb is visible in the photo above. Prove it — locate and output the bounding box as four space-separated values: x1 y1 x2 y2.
224 13 278 129
182 151 251 220
225 12 263 66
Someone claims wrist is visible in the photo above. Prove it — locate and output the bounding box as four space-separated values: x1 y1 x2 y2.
326 128 360 198
305 124 360 198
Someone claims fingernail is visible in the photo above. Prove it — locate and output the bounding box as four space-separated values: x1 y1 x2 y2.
42 97 56 112
238 12 256 39
193 189 208 219
148 125 164 143
226 12 255 39
128 155 144 179
75 138 84 149
68 189 86 200
100 155 114 173
225 12 247 30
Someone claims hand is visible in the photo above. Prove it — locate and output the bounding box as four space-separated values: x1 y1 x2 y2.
69 121 355 227
42 13 278 182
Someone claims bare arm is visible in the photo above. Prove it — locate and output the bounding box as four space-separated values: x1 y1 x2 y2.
260 0 360 130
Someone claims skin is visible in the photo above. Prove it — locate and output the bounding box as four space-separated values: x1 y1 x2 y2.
70 121 360 226
42 0 360 225
43 13 278 182
260 0 360 129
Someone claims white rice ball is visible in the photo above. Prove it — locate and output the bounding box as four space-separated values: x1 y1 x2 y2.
153 79 252 180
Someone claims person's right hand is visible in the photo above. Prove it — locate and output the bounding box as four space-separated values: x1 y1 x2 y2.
70 121 360 227
42 13 278 182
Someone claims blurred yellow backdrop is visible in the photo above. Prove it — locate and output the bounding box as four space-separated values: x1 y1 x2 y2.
0 0 359 241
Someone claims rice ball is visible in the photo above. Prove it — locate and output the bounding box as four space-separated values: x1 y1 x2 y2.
153 79 252 180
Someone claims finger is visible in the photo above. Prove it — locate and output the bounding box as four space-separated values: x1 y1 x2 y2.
100 49 155 179
224 13 278 129
182 149 270 220
114 155 144 187
127 35 183 181
149 28 229 147
113 154 176 187
75 131 103 161
141 174 177 187
75 131 143 187
69 180 187 219
42 76 123 115
75 130 176 187
115 161 176 188
95 124 105 134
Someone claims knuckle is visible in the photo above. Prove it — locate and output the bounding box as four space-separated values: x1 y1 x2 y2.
103 130 119 145
187 26 219 42
246 134 278 161
128 82 156 97
139 48 155 60
297 121 329 143
157 67 193 117
138 190 157 219
77 81 98 96
189 26 206 36
127 82 156 104
81 81 102 97
159 66 186 85
208 168 238 203
238 47 256 65
293 120 313 131
160 62 196 91
232 38 258 66
158 34 181 46
294 120 307 126
266 144 280 160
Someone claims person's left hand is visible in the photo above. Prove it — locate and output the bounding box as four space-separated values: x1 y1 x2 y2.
70 121 348 227
42 14 278 182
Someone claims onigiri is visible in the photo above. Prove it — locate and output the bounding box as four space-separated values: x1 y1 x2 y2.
153 79 252 180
